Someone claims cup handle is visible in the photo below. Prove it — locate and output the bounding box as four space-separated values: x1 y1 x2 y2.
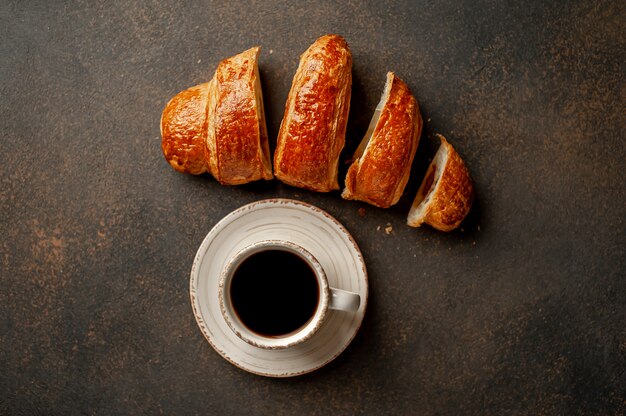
328 288 360 313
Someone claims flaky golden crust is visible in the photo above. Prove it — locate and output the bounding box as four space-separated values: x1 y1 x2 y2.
408 135 473 231
161 47 272 184
274 34 352 192
342 73 422 208
210 46 273 185
160 83 210 175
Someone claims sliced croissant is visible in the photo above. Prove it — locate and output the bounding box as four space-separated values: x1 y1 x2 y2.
407 135 473 231
342 72 422 208
161 47 272 184
207 47 273 184
274 34 352 192
160 83 210 175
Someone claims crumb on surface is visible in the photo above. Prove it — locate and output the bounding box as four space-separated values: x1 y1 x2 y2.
358 208 366 217
384 224 393 235
377 225 381 231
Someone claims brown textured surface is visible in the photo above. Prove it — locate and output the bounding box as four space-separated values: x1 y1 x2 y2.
343 73 422 208
274 34 352 192
1 0 625 415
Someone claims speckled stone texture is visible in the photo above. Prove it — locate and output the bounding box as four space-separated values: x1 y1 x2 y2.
1 0 624 415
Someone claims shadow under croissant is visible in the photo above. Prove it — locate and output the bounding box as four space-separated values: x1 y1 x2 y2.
258 64 282 157
391 127 436 216
340 64 375 189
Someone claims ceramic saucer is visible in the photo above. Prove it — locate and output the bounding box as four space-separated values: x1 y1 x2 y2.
190 199 368 377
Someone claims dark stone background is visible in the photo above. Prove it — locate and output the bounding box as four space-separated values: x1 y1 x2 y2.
1 0 624 414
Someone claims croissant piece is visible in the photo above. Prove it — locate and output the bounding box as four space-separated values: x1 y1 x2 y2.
407 135 473 231
274 34 352 192
160 83 210 175
342 72 422 208
161 47 272 184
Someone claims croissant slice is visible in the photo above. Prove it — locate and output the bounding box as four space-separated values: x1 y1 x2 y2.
160 83 210 175
274 34 352 192
161 47 272 185
407 135 473 231
342 72 422 208
208 47 273 184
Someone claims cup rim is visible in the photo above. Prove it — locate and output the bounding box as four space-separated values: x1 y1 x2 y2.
218 240 331 350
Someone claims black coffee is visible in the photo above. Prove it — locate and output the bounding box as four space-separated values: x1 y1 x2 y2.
230 249 319 337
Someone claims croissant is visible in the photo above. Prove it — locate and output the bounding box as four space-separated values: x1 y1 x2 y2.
160 47 273 184
160 83 210 175
407 135 473 231
274 34 352 192
342 72 422 208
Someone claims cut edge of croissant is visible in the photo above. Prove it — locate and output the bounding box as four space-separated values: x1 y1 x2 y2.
204 77 218 178
251 46 274 181
350 72 394 165
407 134 473 231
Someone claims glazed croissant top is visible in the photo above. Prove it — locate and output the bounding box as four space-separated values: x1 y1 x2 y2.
342 72 422 208
160 83 210 175
274 34 352 192
161 47 273 185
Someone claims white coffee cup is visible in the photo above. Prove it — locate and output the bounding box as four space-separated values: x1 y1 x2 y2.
218 240 361 350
